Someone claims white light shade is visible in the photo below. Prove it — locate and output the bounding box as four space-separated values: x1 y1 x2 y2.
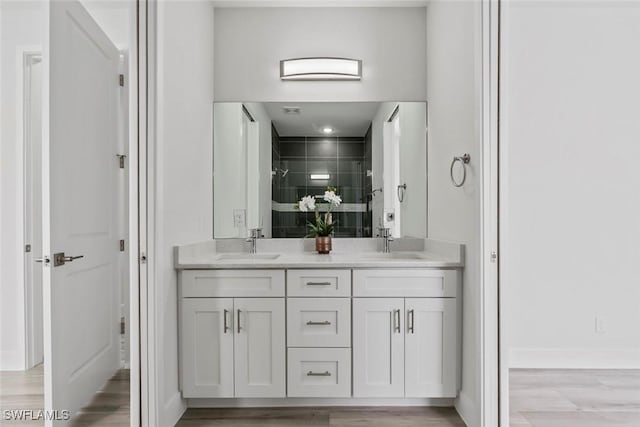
310 173 331 180
280 57 362 81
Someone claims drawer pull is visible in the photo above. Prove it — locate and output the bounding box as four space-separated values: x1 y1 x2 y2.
306 320 331 326
393 309 401 333
306 281 332 286
307 370 331 377
223 309 230 333
408 309 415 334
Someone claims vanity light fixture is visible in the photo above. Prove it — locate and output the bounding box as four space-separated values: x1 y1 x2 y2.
310 174 331 180
322 127 334 134
280 57 362 81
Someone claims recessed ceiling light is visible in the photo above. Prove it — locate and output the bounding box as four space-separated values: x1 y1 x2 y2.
282 106 301 114
322 127 333 134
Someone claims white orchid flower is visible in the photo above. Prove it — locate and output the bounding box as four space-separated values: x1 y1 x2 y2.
323 190 342 207
298 195 316 212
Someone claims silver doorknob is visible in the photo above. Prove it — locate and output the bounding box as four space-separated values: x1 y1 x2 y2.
53 252 84 267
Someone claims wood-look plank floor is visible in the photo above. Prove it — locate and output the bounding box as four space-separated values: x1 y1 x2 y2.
177 406 466 427
510 369 640 427
0 365 129 426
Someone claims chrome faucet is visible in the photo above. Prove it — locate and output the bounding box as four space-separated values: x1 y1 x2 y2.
246 228 262 254
378 227 394 253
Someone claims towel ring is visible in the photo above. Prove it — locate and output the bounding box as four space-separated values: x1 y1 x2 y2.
450 154 471 187
397 183 407 203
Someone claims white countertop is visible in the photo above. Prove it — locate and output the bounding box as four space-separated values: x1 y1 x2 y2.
174 238 464 270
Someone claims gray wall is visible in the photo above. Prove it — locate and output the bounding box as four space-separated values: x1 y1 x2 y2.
214 7 427 102
426 1 482 425
503 2 640 369
155 1 214 424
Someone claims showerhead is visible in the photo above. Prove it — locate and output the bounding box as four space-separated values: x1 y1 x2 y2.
272 168 289 178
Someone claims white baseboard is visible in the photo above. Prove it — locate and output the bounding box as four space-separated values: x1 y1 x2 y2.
0 350 26 371
509 348 640 369
454 390 477 427
162 391 186 427
187 397 455 408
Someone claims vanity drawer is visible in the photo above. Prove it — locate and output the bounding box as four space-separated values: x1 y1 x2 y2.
287 348 351 398
353 269 458 298
287 298 351 347
286 269 351 297
181 270 285 297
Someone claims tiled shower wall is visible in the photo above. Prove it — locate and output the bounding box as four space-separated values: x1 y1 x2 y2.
272 125 373 238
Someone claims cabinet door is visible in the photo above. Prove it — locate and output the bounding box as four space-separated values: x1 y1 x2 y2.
353 298 404 397
180 298 234 398
405 298 457 397
234 298 286 397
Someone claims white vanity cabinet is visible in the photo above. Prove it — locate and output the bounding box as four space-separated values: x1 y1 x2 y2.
179 266 460 402
179 270 286 398
353 269 459 398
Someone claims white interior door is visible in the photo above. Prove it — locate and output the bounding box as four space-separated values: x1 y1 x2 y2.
353 298 404 397
44 1 122 423
234 298 286 398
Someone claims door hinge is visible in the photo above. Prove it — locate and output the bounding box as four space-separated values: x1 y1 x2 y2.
116 154 126 169
120 316 125 335
120 239 125 252
25 244 31 253
119 74 124 87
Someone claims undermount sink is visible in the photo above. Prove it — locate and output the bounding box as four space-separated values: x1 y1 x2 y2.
216 253 280 261
343 252 425 261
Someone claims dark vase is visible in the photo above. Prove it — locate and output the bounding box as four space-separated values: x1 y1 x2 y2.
315 236 332 254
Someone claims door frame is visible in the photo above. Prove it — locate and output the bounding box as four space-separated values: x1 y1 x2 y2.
480 1 501 426
18 48 44 370
137 0 152 425
137 1 502 426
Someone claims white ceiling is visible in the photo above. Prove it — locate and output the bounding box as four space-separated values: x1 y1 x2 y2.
263 102 380 137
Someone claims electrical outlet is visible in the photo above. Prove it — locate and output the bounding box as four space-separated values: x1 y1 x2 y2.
233 209 246 228
595 316 606 334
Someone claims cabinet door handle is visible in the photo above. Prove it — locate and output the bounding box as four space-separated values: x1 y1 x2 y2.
223 309 230 333
408 309 415 334
306 320 331 326
307 371 331 377
237 309 242 333
306 282 331 286
393 309 401 333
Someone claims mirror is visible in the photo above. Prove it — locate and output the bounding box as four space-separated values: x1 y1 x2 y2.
213 102 427 239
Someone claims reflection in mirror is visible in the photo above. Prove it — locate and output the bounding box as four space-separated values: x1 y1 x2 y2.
213 102 427 239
